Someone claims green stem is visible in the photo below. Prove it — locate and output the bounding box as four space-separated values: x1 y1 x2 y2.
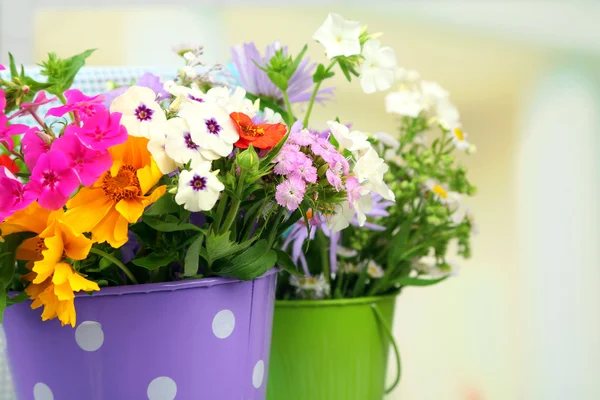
219 171 246 235
281 90 295 126
89 247 139 285
213 193 228 233
266 209 285 249
57 93 67 105
303 60 336 128
317 230 331 298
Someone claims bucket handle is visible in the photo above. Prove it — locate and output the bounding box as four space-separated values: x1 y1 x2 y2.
371 303 401 394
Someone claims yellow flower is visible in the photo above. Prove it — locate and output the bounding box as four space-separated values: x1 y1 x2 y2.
2 202 100 327
63 136 166 248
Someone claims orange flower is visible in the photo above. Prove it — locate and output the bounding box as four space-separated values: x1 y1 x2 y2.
63 136 166 248
2 202 99 327
230 112 286 150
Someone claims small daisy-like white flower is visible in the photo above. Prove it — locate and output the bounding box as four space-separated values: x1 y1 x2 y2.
337 246 358 258
341 261 360 274
110 86 166 138
360 39 397 94
327 121 371 152
436 98 461 127
289 274 331 299
383 148 403 167
148 130 178 174
395 67 421 84
424 179 461 206
420 80 449 103
312 13 363 59
367 260 384 278
450 126 470 151
177 101 239 160
385 90 424 118
175 162 224 212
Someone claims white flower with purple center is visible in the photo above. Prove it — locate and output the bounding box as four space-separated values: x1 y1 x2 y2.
275 176 306 211
110 86 166 138
175 162 224 212
360 39 397 94
177 101 239 160
312 13 363 59
327 121 371 153
164 117 214 167
166 83 207 105
148 130 178 175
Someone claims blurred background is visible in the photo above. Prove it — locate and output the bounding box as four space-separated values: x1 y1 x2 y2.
1 1 600 399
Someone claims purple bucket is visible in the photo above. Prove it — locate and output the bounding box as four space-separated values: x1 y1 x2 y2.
3 269 277 400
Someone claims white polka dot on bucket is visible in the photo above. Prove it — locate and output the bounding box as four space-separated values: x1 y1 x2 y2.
252 360 264 389
33 382 54 400
75 321 105 352
212 309 235 339
147 376 177 400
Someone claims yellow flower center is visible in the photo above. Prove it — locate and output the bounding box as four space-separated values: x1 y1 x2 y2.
453 128 465 141
432 185 448 199
102 164 142 202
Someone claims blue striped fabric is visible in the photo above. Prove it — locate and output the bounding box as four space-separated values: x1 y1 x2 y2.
0 66 175 400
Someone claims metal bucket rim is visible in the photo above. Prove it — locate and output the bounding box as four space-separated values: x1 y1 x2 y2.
67 268 278 298
275 290 400 308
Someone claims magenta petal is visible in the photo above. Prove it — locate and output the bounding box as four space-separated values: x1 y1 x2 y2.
74 110 128 150
22 129 51 170
0 64 5 71
31 151 80 210
46 104 72 118
51 134 112 186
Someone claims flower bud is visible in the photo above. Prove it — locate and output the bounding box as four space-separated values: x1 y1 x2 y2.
236 145 259 172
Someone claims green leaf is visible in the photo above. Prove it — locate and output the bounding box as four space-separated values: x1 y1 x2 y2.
142 215 204 233
0 232 36 290
8 53 18 77
313 63 335 83
338 59 352 82
145 193 179 216
259 132 290 169
275 250 301 277
205 232 256 266
266 71 288 91
286 44 308 78
0 292 5 323
214 239 277 280
41 49 96 95
184 235 203 277
132 252 177 270
393 276 449 287
352 264 369 298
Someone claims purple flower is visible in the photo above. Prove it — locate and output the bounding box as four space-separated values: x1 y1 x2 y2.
276 176 306 211
346 176 362 207
231 42 334 104
311 138 337 163
273 143 302 175
289 121 314 147
103 73 169 107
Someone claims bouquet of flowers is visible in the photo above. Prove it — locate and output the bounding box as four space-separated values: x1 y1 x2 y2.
0 25 395 328
276 18 477 300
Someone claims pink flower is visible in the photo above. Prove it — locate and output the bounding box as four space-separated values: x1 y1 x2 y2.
66 110 128 150
326 167 343 191
293 157 318 183
46 89 105 121
346 176 362 207
288 122 315 147
0 167 37 220
273 144 302 175
29 151 80 210
0 89 29 151
21 128 51 170
276 176 306 211
311 138 337 164
52 134 112 186
0 65 5 71
10 91 57 119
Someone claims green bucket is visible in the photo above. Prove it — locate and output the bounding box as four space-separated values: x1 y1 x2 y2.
267 292 401 400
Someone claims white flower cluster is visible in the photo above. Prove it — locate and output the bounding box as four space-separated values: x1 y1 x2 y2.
384 69 475 153
312 13 398 94
289 274 331 299
325 121 395 233
110 84 257 213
